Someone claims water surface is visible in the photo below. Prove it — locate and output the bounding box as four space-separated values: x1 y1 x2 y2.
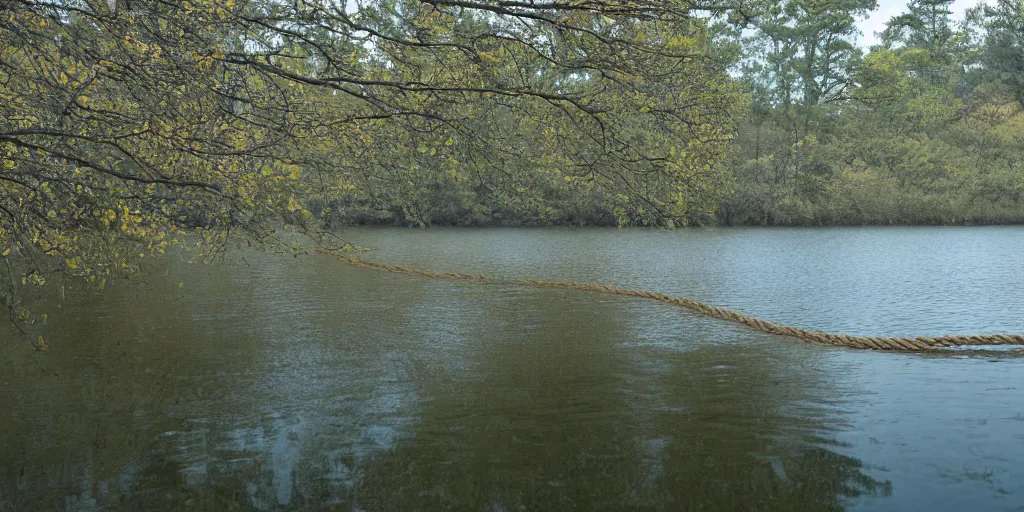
2 227 1023 510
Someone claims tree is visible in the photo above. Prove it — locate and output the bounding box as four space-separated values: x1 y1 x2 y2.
979 0 1024 105
0 0 744 332
721 0 875 223
882 0 956 58
740 0 876 108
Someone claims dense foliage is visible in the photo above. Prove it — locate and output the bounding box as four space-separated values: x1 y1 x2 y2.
720 0 1024 225
0 0 744 328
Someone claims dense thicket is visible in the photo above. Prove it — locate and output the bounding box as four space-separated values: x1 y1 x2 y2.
719 0 1024 225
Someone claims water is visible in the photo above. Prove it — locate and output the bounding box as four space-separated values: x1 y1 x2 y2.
1 227 1023 511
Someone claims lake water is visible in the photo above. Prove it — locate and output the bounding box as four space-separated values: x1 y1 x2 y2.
2 227 1023 511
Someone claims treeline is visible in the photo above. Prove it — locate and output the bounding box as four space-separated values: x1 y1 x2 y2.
719 0 1024 226
321 0 1024 227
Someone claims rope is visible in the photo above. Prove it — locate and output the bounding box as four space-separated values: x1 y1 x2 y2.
317 249 1024 352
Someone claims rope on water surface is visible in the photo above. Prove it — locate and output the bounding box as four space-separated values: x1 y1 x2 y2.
316 249 1024 352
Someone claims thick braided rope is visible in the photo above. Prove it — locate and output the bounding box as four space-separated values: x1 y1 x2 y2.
318 250 1024 352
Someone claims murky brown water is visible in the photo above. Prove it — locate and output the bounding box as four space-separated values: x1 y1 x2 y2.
2 227 1023 511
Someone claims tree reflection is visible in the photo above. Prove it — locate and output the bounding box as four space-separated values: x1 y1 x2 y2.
0 250 891 510
346 289 892 510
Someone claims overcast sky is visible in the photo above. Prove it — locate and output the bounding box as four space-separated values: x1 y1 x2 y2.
856 0 996 46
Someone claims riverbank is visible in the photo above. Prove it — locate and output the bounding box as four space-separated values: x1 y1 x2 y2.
326 209 1024 228
312 184 1024 228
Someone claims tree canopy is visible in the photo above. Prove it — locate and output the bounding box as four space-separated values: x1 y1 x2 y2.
1 0 746 328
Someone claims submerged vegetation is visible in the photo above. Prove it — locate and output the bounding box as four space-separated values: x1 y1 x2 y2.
0 0 1022 326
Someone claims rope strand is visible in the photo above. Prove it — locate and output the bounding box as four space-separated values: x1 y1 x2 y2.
318 249 1024 352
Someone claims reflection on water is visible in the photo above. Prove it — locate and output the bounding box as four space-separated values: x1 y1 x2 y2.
2 227 1023 510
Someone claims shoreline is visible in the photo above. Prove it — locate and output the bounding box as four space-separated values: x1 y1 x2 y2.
330 219 1024 229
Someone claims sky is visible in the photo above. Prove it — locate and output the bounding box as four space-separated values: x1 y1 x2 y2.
856 0 997 46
